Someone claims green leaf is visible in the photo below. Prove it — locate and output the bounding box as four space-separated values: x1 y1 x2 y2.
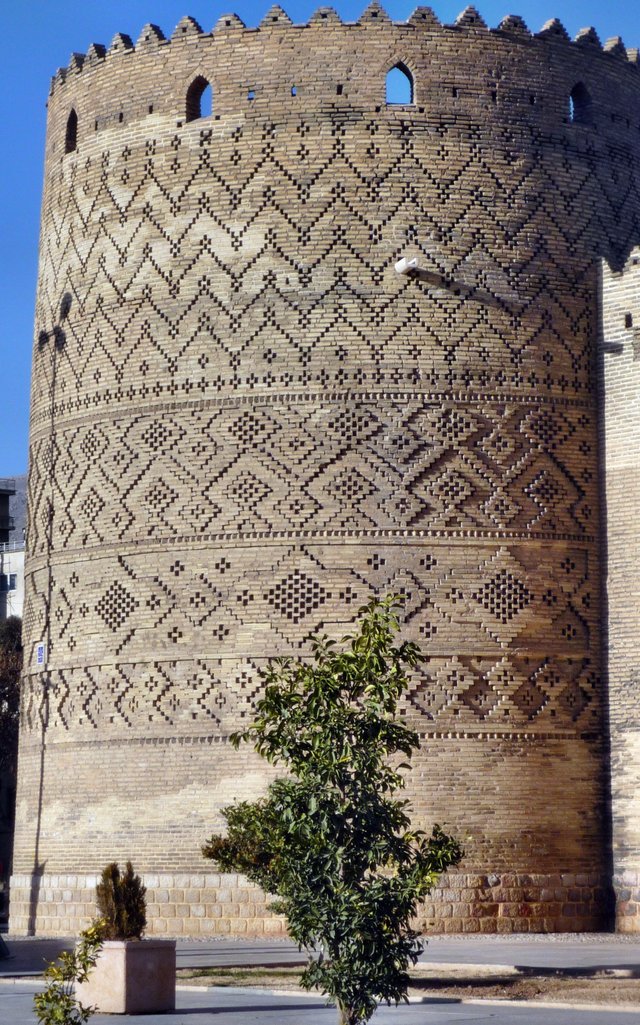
202 595 463 1025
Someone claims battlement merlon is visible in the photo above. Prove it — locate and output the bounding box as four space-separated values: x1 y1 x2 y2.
47 3 640 100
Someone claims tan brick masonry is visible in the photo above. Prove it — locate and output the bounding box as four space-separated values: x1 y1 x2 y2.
11 5 640 935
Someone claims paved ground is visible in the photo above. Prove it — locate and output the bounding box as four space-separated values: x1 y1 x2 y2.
3 933 640 975
418 934 640 971
2 980 640 1025
0 938 310 977
2 934 640 1024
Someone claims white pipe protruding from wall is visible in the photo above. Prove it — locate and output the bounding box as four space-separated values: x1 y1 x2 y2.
394 256 420 275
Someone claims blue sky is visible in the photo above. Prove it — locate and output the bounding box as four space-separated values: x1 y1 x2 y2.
1 0 638 475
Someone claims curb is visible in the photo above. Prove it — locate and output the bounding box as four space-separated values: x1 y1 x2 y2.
461 997 640 1014
3 979 640 1013
178 982 640 1014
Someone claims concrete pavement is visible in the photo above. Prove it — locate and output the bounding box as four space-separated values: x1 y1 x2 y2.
0 937 311 976
0 937 309 977
4 933 640 976
1 934 640 1024
418 934 640 971
1 980 640 1025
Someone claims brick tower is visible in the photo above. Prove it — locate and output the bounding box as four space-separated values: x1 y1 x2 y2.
11 5 640 934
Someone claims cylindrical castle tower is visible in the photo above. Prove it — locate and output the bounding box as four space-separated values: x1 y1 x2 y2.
11 4 640 935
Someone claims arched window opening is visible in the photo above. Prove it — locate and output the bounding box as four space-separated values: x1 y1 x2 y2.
65 109 78 153
386 64 413 105
569 82 592 125
186 77 212 123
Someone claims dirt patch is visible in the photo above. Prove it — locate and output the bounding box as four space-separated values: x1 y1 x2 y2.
178 967 304 989
407 968 640 1006
176 964 640 1006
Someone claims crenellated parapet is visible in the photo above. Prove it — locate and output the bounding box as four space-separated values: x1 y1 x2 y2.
50 2 640 92
45 3 640 159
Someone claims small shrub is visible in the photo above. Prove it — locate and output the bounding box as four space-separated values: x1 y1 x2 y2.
34 921 104 1025
96 861 146 940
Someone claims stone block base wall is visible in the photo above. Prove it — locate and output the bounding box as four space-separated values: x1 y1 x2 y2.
613 871 640 933
9 872 287 938
419 872 611 934
9 870 610 937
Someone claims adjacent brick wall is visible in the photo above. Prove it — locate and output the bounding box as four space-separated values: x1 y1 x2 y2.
600 250 640 932
12 5 640 935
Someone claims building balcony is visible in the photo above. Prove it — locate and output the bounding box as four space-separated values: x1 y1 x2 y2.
0 540 24 553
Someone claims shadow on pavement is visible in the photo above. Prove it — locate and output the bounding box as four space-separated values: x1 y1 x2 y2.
172 1002 330 1015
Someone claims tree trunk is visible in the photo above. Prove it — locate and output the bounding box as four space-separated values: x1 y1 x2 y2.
336 1000 355 1025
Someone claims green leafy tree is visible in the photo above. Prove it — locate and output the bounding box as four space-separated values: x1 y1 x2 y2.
33 921 104 1025
203 596 463 1025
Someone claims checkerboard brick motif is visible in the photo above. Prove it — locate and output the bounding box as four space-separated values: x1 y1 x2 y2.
10 5 640 935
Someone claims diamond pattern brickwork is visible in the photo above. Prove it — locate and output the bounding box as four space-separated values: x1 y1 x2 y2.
20 539 597 734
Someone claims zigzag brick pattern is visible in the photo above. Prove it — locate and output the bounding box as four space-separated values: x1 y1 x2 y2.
11 4 640 935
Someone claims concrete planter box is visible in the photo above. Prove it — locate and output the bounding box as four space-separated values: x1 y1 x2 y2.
75 939 176 1014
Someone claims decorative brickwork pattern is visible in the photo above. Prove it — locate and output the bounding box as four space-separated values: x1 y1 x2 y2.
12 4 640 935
20 539 597 735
